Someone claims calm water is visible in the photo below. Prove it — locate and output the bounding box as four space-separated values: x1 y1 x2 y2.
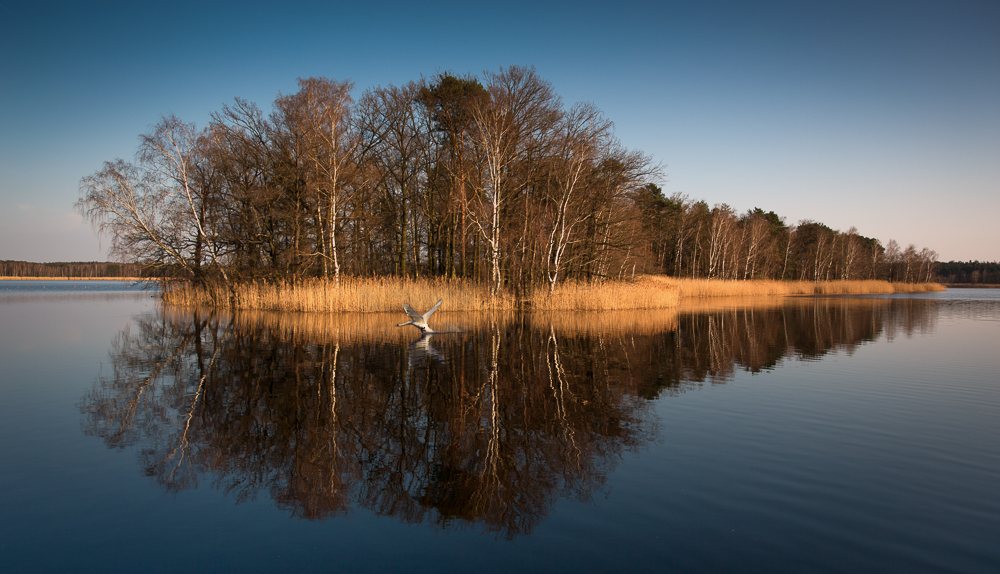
1 282 998 573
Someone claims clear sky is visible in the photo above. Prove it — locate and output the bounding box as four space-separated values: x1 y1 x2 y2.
1 0 997 262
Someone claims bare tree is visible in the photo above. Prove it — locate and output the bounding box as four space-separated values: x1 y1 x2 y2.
919 248 939 282
206 98 279 277
78 115 231 293
139 115 231 291
468 66 560 295
356 82 430 277
585 145 660 280
742 211 771 280
707 204 737 278
543 102 612 292
841 227 862 280
274 78 359 283
885 239 901 281
78 158 191 274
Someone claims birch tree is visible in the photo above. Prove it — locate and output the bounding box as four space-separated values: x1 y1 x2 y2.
544 102 612 292
139 115 232 291
469 66 560 295
274 78 358 283
79 115 231 292
77 158 192 275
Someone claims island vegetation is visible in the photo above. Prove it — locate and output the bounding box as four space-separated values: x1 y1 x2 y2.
73 66 943 310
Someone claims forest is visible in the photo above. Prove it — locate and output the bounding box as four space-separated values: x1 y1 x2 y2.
0 260 141 278
933 261 1000 285
75 66 940 295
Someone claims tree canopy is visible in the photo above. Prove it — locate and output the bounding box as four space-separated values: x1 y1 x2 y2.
77 66 939 291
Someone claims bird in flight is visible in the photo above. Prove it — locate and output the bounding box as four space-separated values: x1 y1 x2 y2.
396 299 443 333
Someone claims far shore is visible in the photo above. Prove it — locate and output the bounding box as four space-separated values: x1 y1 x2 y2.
0 276 144 281
943 283 1000 288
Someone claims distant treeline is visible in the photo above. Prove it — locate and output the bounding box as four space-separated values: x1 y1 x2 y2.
933 261 1000 284
0 260 142 278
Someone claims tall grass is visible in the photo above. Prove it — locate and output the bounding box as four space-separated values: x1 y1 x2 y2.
162 275 945 314
164 276 515 312
649 277 946 298
164 275 681 312
527 276 680 310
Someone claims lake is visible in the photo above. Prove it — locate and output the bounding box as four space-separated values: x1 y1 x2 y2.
1 281 998 573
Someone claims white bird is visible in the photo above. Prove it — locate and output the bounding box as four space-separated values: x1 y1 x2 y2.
397 299 443 333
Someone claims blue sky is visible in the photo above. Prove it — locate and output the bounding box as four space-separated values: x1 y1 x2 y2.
1 0 997 262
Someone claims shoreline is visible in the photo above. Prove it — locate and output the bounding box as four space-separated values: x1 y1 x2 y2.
0 276 144 281
942 283 1000 289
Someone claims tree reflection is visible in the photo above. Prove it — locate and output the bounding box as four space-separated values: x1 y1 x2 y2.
80 298 936 537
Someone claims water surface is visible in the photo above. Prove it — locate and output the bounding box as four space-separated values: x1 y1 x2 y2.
1 284 997 573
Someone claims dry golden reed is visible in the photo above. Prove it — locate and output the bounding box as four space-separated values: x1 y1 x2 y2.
164 275 683 312
162 275 946 314
527 276 681 310
164 276 515 312
649 277 946 298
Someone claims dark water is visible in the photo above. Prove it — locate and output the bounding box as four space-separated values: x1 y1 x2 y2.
1 283 998 573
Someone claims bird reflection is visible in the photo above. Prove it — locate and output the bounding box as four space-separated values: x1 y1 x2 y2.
407 333 445 368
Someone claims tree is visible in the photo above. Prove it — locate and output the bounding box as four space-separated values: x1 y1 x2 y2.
741 209 774 280
206 97 280 279
78 115 231 293
356 82 430 277
543 102 613 292
707 204 737 278
78 159 187 273
273 77 358 283
139 115 232 291
417 73 489 278
468 66 560 295
885 239 901 281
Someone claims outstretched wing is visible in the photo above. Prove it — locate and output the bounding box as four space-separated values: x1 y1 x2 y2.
423 299 443 320
403 303 423 321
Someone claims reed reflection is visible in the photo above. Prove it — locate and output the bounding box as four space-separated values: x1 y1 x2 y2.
79 298 937 536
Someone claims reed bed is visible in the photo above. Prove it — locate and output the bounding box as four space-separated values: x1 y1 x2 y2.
164 275 680 312
162 275 945 314
649 277 945 298
527 276 680 310
164 276 516 312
